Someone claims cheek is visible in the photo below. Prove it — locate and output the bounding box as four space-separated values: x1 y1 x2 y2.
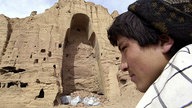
137 66 162 92
126 54 145 68
124 51 137 62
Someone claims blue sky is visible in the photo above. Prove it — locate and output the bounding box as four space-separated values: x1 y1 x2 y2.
0 0 136 18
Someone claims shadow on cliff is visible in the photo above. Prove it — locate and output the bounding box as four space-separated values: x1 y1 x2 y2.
61 13 95 95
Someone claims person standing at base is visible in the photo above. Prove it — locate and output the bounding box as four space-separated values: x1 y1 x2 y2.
107 0 192 107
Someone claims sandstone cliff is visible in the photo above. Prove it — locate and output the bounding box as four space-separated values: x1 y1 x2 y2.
0 0 143 107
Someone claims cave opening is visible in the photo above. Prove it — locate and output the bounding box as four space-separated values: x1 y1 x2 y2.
0 66 26 74
58 13 104 105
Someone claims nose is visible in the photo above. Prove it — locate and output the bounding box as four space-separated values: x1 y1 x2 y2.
119 58 128 72
120 62 128 71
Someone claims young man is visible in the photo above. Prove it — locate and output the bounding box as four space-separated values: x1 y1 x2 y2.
107 0 192 107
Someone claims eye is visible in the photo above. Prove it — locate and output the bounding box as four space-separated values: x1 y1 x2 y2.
121 45 128 52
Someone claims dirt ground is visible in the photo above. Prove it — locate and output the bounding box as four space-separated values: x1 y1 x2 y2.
55 81 143 108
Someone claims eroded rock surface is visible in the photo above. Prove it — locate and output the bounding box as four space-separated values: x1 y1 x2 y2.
0 0 143 107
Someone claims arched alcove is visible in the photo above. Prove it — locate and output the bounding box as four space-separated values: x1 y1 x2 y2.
61 13 104 96
70 13 89 36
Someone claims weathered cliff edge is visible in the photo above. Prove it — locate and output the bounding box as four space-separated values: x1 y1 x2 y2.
0 0 142 107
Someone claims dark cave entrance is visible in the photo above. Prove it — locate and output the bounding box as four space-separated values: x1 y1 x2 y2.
61 13 103 95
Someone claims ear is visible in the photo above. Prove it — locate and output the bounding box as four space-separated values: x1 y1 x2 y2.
161 35 174 53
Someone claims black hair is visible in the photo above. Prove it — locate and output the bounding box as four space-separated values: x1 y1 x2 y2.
107 11 161 47
107 11 192 58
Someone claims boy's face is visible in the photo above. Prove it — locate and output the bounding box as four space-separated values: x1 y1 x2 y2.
117 35 169 92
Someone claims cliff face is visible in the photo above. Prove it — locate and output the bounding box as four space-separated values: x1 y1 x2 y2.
0 0 142 107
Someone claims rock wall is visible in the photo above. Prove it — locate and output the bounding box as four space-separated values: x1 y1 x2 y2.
0 0 143 107
0 15 10 63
